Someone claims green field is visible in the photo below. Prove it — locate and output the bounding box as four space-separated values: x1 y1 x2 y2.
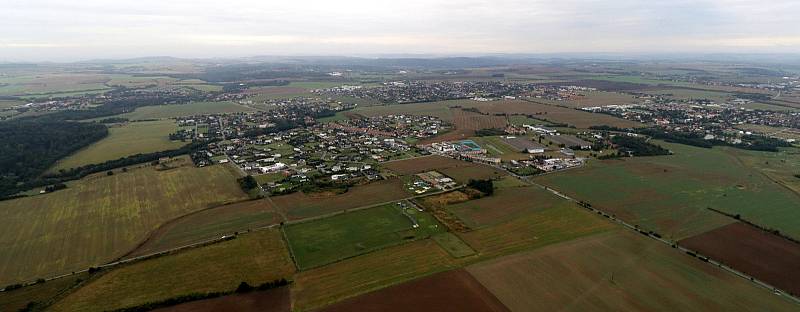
0 73 112 97
50 120 186 171
49 229 295 312
468 231 798 312
284 203 444 270
536 142 800 240
447 186 566 228
118 101 256 119
0 161 248 285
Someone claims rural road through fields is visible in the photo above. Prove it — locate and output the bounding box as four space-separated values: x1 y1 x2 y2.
490 159 800 305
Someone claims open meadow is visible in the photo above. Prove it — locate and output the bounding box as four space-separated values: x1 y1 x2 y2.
118 101 256 120
0 161 248 285
284 203 444 270
535 142 800 240
50 120 186 171
49 229 295 312
468 231 798 312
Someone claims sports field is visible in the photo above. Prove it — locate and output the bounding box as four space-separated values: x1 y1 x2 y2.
118 101 256 120
270 179 410 220
0 161 248 285
291 239 458 311
468 231 798 312
128 199 280 257
536 142 800 240
284 203 444 270
50 120 186 171
49 229 295 312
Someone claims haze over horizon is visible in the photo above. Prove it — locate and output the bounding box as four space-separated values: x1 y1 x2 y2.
2 0 800 62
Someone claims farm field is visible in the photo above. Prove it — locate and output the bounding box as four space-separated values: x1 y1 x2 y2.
535 142 800 240
128 199 280 257
155 287 290 312
468 231 798 312
0 73 112 97
50 120 186 171
0 272 89 312
447 186 566 228
0 161 248 285
284 203 444 270
679 222 800 296
432 233 476 258
642 88 733 104
459 202 616 259
383 155 506 183
269 178 410 220
118 101 256 120
354 99 490 122
49 229 295 312
479 99 641 128
541 90 639 108
451 108 507 131
319 269 508 312
731 146 800 195
291 239 458 311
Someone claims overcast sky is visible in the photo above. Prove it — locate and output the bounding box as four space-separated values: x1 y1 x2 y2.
2 0 799 61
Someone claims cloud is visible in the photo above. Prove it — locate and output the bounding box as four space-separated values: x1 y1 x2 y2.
0 0 798 61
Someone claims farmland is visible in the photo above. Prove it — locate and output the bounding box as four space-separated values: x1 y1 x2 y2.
459 202 616 259
478 99 642 128
118 101 256 120
0 161 248 285
291 240 458 311
128 199 280 257
468 231 798 312
539 90 639 108
49 229 295 312
680 222 800 296
269 178 410 220
0 272 89 312
446 186 566 228
319 269 508 312
451 108 507 131
50 120 186 171
0 73 112 97
284 203 444 270
536 142 800 240
157 287 290 312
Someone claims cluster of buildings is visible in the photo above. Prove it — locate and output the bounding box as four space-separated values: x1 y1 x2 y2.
315 81 545 103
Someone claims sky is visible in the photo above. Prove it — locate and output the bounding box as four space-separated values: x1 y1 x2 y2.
2 0 799 62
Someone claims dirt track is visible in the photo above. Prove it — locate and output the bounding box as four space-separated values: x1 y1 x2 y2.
680 222 800 296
